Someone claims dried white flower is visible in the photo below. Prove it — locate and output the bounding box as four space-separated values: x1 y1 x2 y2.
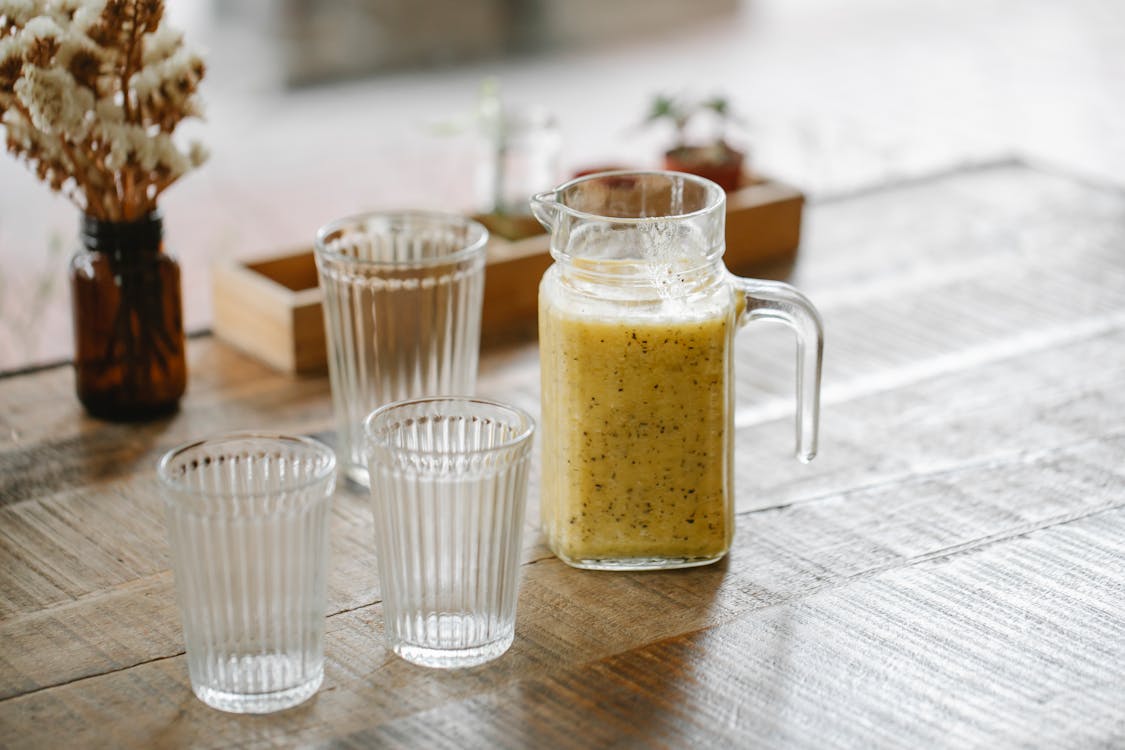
0 0 207 221
156 132 188 175
53 27 102 68
21 14 61 39
132 46 204 116
141 24 180 65
187 139 207 167
1 108 32 147
180 94 203 119
100 119 133 170
0 36 19 63
14 64 92 136
129 63 158 97
93 96 122 123
70 2 102 30
0 0 38 25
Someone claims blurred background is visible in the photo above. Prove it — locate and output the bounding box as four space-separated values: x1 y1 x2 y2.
1 0 1122 372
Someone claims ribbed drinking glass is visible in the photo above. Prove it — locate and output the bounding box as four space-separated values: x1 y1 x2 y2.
364 397 535 668
315 212 488 486
158 433 336 713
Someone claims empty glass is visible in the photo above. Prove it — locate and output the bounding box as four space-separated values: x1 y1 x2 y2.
158 433 336 713
364 397 535 668
475 103 562 216
315 212 489 486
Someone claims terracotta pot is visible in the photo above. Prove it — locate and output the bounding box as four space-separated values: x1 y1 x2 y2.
662 145 745 192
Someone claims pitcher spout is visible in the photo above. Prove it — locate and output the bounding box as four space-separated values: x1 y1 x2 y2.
530 190 559 232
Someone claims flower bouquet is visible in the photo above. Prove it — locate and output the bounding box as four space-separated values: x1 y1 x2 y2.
1 0 206 419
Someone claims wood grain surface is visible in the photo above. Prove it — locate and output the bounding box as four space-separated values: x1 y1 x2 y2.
1 163 1123 748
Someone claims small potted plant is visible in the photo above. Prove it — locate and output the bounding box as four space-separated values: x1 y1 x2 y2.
644 93 746 192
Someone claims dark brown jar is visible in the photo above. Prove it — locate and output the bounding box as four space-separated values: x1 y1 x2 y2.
69 212 186 420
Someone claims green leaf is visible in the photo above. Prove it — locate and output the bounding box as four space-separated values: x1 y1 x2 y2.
703 97 729 117
645 94 678 122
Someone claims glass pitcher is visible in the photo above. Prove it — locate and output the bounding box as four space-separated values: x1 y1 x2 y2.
532 171 823 571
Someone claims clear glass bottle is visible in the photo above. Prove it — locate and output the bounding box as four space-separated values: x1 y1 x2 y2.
533 171 823 570
69 211 186 420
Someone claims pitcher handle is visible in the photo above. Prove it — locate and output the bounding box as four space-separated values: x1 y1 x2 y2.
732 276 824 463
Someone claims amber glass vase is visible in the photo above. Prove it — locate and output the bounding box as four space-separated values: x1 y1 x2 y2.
69 212 186 420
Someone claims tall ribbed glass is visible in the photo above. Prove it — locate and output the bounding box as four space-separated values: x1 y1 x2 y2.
314 212 488 486
364 398 535 668
158 433 336 714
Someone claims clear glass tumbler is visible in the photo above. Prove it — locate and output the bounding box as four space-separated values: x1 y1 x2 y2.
315 212 489 486
158 433 337 713
364 397 535 668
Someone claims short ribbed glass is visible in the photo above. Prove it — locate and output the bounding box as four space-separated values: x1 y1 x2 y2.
315 212 489 486
157 433 336 713
364 398 535 668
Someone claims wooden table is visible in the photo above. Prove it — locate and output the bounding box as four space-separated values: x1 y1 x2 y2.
2 163 1123 748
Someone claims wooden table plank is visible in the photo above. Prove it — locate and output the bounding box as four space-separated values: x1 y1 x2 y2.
4 313 1122 701
333 510 1125 750
1 163 1123 747
2 425 1120 745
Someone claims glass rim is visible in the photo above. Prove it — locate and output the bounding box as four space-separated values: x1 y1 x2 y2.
363 397 536 458
532 169 726 225
313 210 489 269
157 432 337 499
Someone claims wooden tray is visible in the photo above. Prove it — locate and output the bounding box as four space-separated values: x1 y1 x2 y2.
212 177 804 373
